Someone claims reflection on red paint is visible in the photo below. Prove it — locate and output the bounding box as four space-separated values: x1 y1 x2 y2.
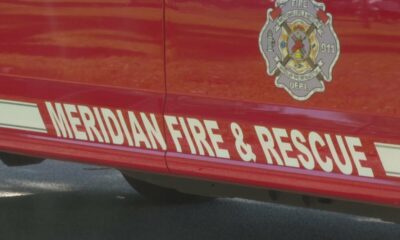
0 0 164 91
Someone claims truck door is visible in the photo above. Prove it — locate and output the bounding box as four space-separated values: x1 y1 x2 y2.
164 0 400 206
0 0 167 172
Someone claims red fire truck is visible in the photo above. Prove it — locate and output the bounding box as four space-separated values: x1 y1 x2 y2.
0 0 399 222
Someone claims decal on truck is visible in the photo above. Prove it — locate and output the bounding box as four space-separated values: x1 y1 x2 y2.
259 0 340 101
2 99 400 182
43 102 376 179
0 100 47 133
375 143 400 178
45 102 167 151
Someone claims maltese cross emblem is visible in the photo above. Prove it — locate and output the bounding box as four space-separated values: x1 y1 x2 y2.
259 0 340 101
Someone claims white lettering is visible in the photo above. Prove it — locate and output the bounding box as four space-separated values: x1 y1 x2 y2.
179 117 197 154
93 107 110 144
273 128 299 168
117 110 134 147
291 129 315 170
204 120 230 159
64 104 87 141
346 137 374 177
45 102 73 138
255 126 284 166
129 112 151 149
165 116 183 152
187 118 215 157
102 108 123 145
78 105 104 143
335 135 353 175
141 113 167 151
292 0 308 8
309 132 333 173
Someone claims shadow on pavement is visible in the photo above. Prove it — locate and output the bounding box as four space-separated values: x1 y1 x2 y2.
0 191 399 240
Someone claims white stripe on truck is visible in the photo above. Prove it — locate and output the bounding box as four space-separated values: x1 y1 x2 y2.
375 143 400 178
0 100 47 133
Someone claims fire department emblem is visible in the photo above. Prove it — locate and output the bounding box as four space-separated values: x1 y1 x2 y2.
259 0 340 101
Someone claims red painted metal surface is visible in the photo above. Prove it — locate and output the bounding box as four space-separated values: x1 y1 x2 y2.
0 0 168 173
0 0 399 208
164 0 400 206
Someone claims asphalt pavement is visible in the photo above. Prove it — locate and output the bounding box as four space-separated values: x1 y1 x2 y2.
0 160 400 240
